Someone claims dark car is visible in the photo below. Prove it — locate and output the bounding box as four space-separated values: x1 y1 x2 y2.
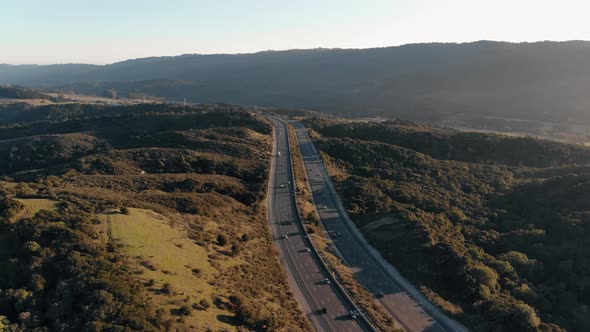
321 307 328 314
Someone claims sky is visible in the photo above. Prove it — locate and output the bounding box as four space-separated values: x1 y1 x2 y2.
1 0 589 65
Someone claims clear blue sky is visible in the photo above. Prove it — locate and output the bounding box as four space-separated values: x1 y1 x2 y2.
1 0 588 65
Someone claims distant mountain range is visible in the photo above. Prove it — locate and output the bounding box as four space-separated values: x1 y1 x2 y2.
2 41 590 125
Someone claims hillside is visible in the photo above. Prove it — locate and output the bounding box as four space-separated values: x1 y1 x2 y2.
2 41 590 130
0 85 54 101
305 118 590 332
0 103 310 331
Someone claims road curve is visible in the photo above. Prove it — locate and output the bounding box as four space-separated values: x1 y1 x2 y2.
290 119 469 332
265 116 371 332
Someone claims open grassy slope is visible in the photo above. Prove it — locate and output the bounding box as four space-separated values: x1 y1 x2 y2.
0 103 310 331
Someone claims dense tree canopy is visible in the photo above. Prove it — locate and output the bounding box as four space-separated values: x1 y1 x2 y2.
308 118 590 332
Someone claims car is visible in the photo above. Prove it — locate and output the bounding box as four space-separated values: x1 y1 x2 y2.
375 290 384 298
321 307 328 314
283 234 288 239
323 278 331 285
279 184 285 188
305 247 311 252
349 310 357 319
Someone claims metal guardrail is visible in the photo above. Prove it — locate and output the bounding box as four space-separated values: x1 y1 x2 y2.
290 120 469 332
271 115 378 332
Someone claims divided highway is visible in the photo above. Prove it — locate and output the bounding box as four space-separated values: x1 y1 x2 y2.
290 120 469 332
265 116 371 332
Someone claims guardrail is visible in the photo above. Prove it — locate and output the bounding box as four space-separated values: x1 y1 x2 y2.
270 115 378 332
290 120 469 332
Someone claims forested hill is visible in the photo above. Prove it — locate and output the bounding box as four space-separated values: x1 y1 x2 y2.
307 118 590 331
2 41 590 125
0 85 54 100
0 103 310 331
310 119 590 167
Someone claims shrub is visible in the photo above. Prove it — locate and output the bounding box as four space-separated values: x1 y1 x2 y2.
162 282 173 294
216 233 227 246
178 305 192 316
199 298 210 310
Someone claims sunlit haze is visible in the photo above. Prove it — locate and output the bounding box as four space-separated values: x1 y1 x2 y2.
1 0 589 64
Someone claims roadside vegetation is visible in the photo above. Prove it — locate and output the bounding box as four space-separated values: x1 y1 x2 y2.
286 121 402 332
304 118 590 332
0 103 310 331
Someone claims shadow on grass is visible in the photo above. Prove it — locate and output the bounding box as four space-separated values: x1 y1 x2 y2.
217 314 240 326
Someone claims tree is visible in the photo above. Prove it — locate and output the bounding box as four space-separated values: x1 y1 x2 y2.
0 315 12 330
216 233 227 246
231 244 241 256
470 263 499 289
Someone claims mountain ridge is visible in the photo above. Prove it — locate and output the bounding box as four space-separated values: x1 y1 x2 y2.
2 40 590 126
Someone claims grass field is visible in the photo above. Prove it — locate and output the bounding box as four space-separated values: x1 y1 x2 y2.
13 198 58 221
101 208 240 331
100 209 244 331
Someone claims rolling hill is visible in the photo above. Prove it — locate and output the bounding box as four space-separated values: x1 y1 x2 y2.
0 85 54 101
1 41 590 128
306 118 590 331
0 103 310 331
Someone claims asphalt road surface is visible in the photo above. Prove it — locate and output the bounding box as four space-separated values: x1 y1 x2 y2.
265 116 371 332
290 120 468 332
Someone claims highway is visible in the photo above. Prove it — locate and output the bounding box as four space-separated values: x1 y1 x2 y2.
265 116 371 332
290 120 469 332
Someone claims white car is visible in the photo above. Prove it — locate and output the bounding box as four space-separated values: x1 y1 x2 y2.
305 247 311 252
323 278 331 285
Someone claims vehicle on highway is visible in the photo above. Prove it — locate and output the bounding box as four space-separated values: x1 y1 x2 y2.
283 234 288 239
305 247 311 252
321 307 328 314
350 310 357 319
278 151 281 157
280 183 285 188
324 278 331 285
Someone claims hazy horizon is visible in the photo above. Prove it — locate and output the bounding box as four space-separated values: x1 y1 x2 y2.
1 0 589 65
1 39 587 67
